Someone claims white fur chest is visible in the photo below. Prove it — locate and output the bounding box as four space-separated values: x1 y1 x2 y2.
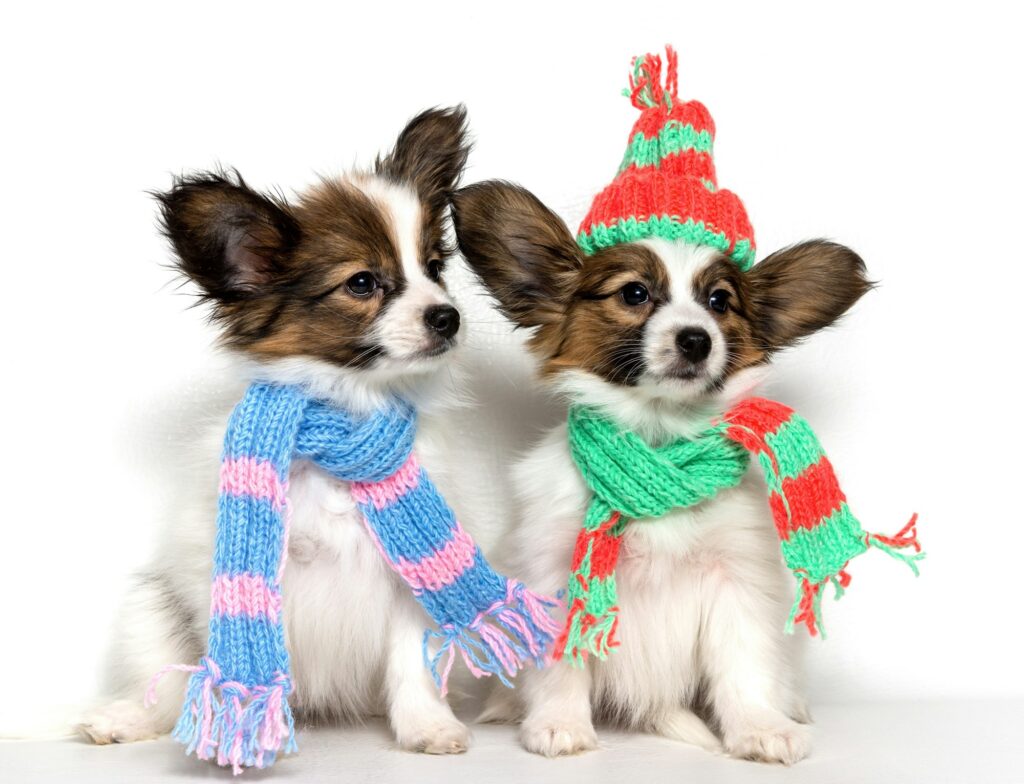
511 422 792 722
277 424 448 717
511 423 777 583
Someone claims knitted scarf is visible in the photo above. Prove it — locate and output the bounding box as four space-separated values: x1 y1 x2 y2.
554 397 923 665
149 382 559 773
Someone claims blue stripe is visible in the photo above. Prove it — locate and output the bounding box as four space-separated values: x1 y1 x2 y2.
360 475 460 563
207 615 290 687
213 494 284 580
415 560 508 627
222 383 307 466
295 399 416 482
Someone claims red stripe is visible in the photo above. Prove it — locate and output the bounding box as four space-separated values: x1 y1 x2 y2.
774 457 846 535
725 397 796 441
769 492 790 539
631 101 715 138
588 514 624 579
619 148 717 183
579 171 755 250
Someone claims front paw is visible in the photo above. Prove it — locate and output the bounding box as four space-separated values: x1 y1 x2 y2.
521 717 598 757
725 717 811 765
76 700 164 745
395 716 470 755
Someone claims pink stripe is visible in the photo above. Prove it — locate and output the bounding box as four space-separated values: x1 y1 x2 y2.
349 454 422 510
394 522 478 592
210 573 283 623
219 457 288 511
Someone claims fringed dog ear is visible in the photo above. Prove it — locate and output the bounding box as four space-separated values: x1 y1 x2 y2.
156 170 300 303
746 240 874 349
452 180 582 328
376 106 471 213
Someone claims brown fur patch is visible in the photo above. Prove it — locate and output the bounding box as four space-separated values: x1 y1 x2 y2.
157 107 470 368
693 242 872 375
376 105 470 254
455 181 872 389
544 245 668 385
454 181 667 385
160 173 405 366
452 180 582 328
745 241 873 349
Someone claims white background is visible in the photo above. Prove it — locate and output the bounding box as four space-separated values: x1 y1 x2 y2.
2 0 1022 739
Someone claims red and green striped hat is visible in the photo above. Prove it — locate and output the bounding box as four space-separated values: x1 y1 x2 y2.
577 46 756 270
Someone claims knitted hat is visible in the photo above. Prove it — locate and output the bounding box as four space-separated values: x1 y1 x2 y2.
577 46 756 270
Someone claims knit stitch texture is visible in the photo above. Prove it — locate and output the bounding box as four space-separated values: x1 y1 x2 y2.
576 46 756 268
150 382 559 774
554 401 923 666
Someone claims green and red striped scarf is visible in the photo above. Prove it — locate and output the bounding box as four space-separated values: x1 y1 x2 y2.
554 397 923 665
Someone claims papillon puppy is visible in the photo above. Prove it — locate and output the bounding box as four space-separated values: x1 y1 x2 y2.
78 107 477 754
452 181 871 764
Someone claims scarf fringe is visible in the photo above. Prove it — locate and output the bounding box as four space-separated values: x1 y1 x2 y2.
424 580 560 697
147 657 296 775
555 600 620 666
786 513 924 637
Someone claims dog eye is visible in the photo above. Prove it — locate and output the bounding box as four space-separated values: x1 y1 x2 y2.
620 282 650 306
346 272 378 297
708 288 731 313
426 259 444 282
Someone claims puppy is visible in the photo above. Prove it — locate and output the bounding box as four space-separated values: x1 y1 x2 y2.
453 181 871 764
78 107 477 753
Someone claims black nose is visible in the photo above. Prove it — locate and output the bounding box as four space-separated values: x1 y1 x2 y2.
676 328 712 363
424 305 460 340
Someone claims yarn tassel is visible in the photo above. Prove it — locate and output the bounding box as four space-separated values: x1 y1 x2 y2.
555 600 620 665
552 511 626 665
785 514 924 637
868 513 925 573
423 580 560 697
624 45 679 109
148 657 296 775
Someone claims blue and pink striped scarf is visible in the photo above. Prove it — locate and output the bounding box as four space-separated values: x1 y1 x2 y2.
151 382 559 773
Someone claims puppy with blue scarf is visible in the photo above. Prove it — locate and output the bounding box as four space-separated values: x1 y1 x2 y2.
77 107 557 771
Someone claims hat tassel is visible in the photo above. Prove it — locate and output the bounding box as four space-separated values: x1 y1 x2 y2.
625 45 679 109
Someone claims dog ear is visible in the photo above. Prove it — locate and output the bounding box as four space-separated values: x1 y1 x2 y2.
376 105 471 212
452 180 583 327
746 239 873 349
156 171 300 303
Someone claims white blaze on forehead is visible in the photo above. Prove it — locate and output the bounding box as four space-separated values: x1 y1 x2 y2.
351 174 455 360
638 238 728 381
639 238 721 306
356 176 430 284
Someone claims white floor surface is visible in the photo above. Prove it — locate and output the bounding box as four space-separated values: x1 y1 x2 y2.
2 700 1019 783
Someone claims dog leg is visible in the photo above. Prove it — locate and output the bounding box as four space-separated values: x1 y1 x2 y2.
701 570 811 765
77 572 200 744
519 660 597 757
385 595 469 754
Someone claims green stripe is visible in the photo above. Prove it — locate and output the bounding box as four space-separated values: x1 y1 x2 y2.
573 574 617 615
779 503 867 582
578 216 755 270
619 121 713 170
583 497 615 531
757 452 783 495
763 414 826 481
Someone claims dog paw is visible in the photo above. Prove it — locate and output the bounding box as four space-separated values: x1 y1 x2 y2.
76 700 163 745
725 718 811 765
395 717 470 754
521 718 598 757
